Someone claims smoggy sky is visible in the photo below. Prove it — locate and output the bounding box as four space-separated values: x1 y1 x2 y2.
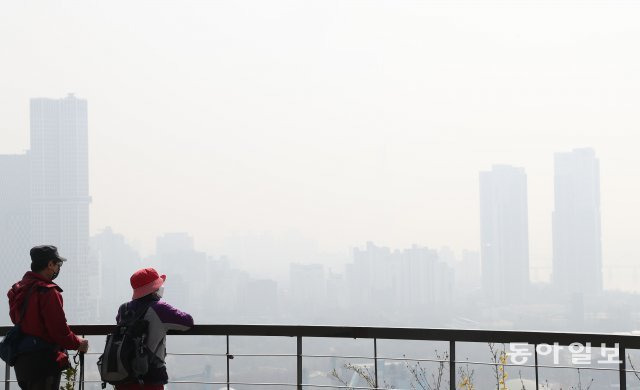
1 0 639 278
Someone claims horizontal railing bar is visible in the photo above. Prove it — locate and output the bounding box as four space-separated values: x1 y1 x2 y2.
301 385 389 389
303 354 374 360
536 364 621 372
159 381 297 386
77 349 634 371
81 351 229 357
0 379 383 389
159 351 457 362
168 352 290 357
77 379 388 389
377 356 452 363
455 359 622 371
77 380 297 386
303 354 446 362
71 353 635 374
19 324 635 348
43 373 640 387
74 366 640 375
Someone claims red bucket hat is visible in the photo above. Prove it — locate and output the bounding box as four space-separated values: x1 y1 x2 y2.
130 268 166 299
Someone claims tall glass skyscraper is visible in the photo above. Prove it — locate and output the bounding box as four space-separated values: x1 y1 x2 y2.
29 94 94 322
552 148 602 295
479 165 530 304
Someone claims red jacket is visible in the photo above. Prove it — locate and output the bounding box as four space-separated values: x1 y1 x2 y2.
7 272 81 365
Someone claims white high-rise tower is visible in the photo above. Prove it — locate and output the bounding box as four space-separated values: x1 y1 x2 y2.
479 165 530 303
29 94 95 322
552 148 602 295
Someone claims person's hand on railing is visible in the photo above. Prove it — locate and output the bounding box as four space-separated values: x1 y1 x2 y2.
78 337 89 353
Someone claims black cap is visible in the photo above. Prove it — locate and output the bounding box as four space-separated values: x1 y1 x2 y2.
30 245 67 264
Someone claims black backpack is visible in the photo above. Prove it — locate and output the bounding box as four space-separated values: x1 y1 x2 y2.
97 301 155 386
0 286 35 366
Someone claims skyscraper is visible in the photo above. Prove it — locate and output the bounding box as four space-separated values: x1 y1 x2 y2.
552 148 602 295
91 227 141 322
29 94 94 322
346 242 454 311
0 154 31 324
479 165 530 303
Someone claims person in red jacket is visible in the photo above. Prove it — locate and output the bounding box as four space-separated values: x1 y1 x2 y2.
7 245 89 390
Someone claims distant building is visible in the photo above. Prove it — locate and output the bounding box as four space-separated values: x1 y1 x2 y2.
152 232 210 316
552 148 602 295
453 250 481 294
155 232 207 281
479 165 530 303
90 227 141 321
326 270 349 310
28 94 95 322
396 245 453 308
348 242 393 308
347 242 454 310
205 257 250 318
439 247 482 297
438 247 457 266
0 94 97 322
156 232 195 255
289 263 326 308
239 279 278 317
0 154 31 323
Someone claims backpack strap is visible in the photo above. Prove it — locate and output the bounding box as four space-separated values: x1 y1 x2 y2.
17 285 36 324
119 300 155 326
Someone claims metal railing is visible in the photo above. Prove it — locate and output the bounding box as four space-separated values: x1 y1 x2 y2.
2 324 640 389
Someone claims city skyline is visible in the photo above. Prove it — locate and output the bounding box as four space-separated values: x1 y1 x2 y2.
0 94 623 293
2 94 637 296
2 3 640 388
2 1 640 280
0 99 631 333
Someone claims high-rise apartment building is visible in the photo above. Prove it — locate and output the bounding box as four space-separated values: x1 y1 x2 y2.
91 227 141 322
396 245 453 308
479 165 530 303
347 242 454 311
552 148 602 295
348 242 393 308
289 263 326 308
29 94 94 322
0 154 31 324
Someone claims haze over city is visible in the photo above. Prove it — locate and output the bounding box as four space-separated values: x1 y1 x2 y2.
4 2 640 389
2 1 640 285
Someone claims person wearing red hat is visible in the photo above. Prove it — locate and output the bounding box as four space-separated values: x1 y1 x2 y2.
7 245 90 390
115 268 194 390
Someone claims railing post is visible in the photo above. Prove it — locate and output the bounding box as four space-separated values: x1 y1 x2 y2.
534 343 539 390
226 335 230 389
79 352 85 390
297 336 303 390
449 340 455 390
620 343 626 390
79 334 85 390
4 360 9 390
374 338 378 389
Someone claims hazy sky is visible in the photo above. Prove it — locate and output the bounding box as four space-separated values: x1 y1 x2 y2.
1 1 639 278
